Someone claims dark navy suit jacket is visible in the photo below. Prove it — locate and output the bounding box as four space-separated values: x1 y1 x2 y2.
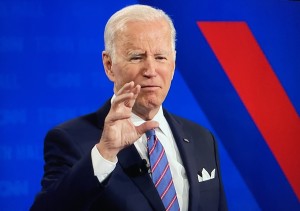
31 100 227 211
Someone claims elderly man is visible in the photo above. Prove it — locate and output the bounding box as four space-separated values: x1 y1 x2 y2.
31 4 227 211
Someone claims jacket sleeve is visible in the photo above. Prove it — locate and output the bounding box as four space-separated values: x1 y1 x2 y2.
30 128 104 211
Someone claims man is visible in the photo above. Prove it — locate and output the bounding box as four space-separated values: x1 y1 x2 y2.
31 4 227 211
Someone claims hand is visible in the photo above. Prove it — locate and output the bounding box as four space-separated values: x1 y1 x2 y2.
96 81 159 161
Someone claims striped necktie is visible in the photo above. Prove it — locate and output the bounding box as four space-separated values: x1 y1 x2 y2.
146 129 180 211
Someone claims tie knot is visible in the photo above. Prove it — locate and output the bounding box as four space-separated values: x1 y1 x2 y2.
146 129 156 138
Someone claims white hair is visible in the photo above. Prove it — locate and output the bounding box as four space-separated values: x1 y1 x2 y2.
104 4 176 59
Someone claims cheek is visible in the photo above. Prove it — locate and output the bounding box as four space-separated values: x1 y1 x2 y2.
163 71 174 86
112 64 128 83
114 70 140 91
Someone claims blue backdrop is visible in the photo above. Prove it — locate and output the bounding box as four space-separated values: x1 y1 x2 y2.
0 0 299 210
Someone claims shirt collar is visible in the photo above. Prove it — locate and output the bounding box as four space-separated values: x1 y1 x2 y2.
131 107 168 136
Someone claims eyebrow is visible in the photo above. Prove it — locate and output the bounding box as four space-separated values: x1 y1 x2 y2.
128 50 145 55
127 49 170 56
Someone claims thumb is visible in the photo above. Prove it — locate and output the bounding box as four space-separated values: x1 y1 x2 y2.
136 121 159 136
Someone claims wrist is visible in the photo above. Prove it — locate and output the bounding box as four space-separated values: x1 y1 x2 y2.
96 142 118 162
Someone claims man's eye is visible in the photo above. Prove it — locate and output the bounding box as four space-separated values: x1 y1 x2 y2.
130 56 142 61
156 56 167 61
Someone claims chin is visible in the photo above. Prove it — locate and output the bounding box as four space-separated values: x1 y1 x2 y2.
136 96 161 110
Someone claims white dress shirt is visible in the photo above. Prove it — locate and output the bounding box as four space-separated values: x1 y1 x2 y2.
91 106 189 211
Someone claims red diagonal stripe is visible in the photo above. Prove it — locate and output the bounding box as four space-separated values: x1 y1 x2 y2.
161 179 173 199
152 148 165 172
155 164 170 187
166 195 178 211
149 136 158 155
198 21 300 200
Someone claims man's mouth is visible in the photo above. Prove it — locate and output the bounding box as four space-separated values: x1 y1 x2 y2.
140 85 160 90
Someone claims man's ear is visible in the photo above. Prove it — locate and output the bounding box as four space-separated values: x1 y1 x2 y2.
102 51 114 82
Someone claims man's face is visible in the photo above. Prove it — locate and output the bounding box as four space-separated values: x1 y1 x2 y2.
104 19 176 117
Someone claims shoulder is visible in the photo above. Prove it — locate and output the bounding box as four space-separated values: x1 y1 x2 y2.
52 100 110 132
45 110 100 137
44 111 102 154
54 112 99 131
49 111 102 142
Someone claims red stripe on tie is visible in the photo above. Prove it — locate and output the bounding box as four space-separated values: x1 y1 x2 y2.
152 149 165 172
166 195 178 211
155 164 170 187
149 136 158 155
198 21 300 200
161 180 173 199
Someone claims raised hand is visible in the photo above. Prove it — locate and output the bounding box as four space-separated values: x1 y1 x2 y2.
96 81 159 161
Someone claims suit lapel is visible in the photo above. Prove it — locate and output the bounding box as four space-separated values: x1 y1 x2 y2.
118 145 165 211
164 110 199 211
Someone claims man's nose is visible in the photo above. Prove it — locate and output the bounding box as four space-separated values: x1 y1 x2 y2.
143 58 157 77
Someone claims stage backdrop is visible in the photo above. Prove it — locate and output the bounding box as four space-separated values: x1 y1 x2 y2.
0 0 299 210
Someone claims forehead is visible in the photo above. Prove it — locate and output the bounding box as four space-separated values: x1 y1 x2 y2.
115 20 172 51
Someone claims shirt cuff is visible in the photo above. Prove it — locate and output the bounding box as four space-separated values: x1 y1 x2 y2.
91 145 118 183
